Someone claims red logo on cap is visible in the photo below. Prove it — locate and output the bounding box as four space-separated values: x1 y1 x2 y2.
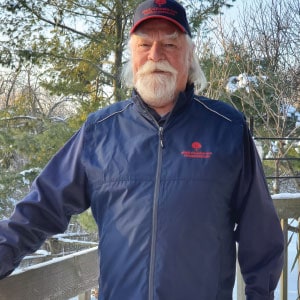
155 0 167 5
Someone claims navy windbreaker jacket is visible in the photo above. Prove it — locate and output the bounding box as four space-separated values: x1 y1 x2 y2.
0 86 284 299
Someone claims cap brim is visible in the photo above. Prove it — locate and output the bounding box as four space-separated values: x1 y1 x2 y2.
130 16 187 35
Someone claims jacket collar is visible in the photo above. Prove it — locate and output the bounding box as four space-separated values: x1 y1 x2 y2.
132 84 195 124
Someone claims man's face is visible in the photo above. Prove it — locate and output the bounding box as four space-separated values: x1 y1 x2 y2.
130 19 191 115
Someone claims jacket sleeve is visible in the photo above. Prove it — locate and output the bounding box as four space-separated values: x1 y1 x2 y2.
233 123 284 299
0 125 90 279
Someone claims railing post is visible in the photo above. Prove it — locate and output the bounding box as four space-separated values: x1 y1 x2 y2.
78 290 91 300
281 218 288 300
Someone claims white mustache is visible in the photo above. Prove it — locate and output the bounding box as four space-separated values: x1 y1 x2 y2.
137 61 178 77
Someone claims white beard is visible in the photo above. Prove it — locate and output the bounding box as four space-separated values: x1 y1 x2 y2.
135 61 178 109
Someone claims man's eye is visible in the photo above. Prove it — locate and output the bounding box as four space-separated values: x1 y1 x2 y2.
164 43 176 48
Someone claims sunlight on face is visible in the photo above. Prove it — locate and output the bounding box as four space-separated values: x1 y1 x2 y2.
130 19 191 114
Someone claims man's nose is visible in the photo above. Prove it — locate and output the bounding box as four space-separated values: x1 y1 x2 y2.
148 42 165 62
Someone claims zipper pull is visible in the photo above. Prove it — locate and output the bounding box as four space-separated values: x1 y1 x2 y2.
159 127 165 148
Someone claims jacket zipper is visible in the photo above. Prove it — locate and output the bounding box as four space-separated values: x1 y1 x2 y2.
159 126 165 148
148 126 164 300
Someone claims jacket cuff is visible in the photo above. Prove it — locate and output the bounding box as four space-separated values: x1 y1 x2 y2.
246 291 275 300
0 246 16 280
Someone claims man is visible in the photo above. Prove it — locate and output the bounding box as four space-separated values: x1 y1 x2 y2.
0 0 284 299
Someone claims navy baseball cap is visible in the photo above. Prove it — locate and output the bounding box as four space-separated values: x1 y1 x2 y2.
130 0 192 37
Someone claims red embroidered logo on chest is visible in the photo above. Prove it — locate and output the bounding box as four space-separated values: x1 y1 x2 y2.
181 141 212 159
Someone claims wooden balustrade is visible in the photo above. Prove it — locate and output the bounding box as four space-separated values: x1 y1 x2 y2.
0 247 99 300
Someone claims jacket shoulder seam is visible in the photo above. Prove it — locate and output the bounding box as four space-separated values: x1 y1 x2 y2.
84 102 133 129
96 102 132 125
194 97 233 122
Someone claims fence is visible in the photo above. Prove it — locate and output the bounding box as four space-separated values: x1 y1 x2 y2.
249 117 300 194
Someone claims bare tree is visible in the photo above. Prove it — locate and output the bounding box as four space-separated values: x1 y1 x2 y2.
196 0 300 192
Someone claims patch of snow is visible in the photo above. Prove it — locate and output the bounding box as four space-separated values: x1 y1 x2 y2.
19 167 42 185
56 237 97 245
53 233 88 238
13 247 98 275
272 193 300 200
226 73 267 93
19 168 42 176
281 104 300 127
23 249 51 260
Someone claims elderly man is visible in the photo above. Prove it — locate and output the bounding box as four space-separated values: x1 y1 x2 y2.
0 0 283 299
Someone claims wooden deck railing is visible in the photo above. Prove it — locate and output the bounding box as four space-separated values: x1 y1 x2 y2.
0 194 299 300
0 247 99 300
